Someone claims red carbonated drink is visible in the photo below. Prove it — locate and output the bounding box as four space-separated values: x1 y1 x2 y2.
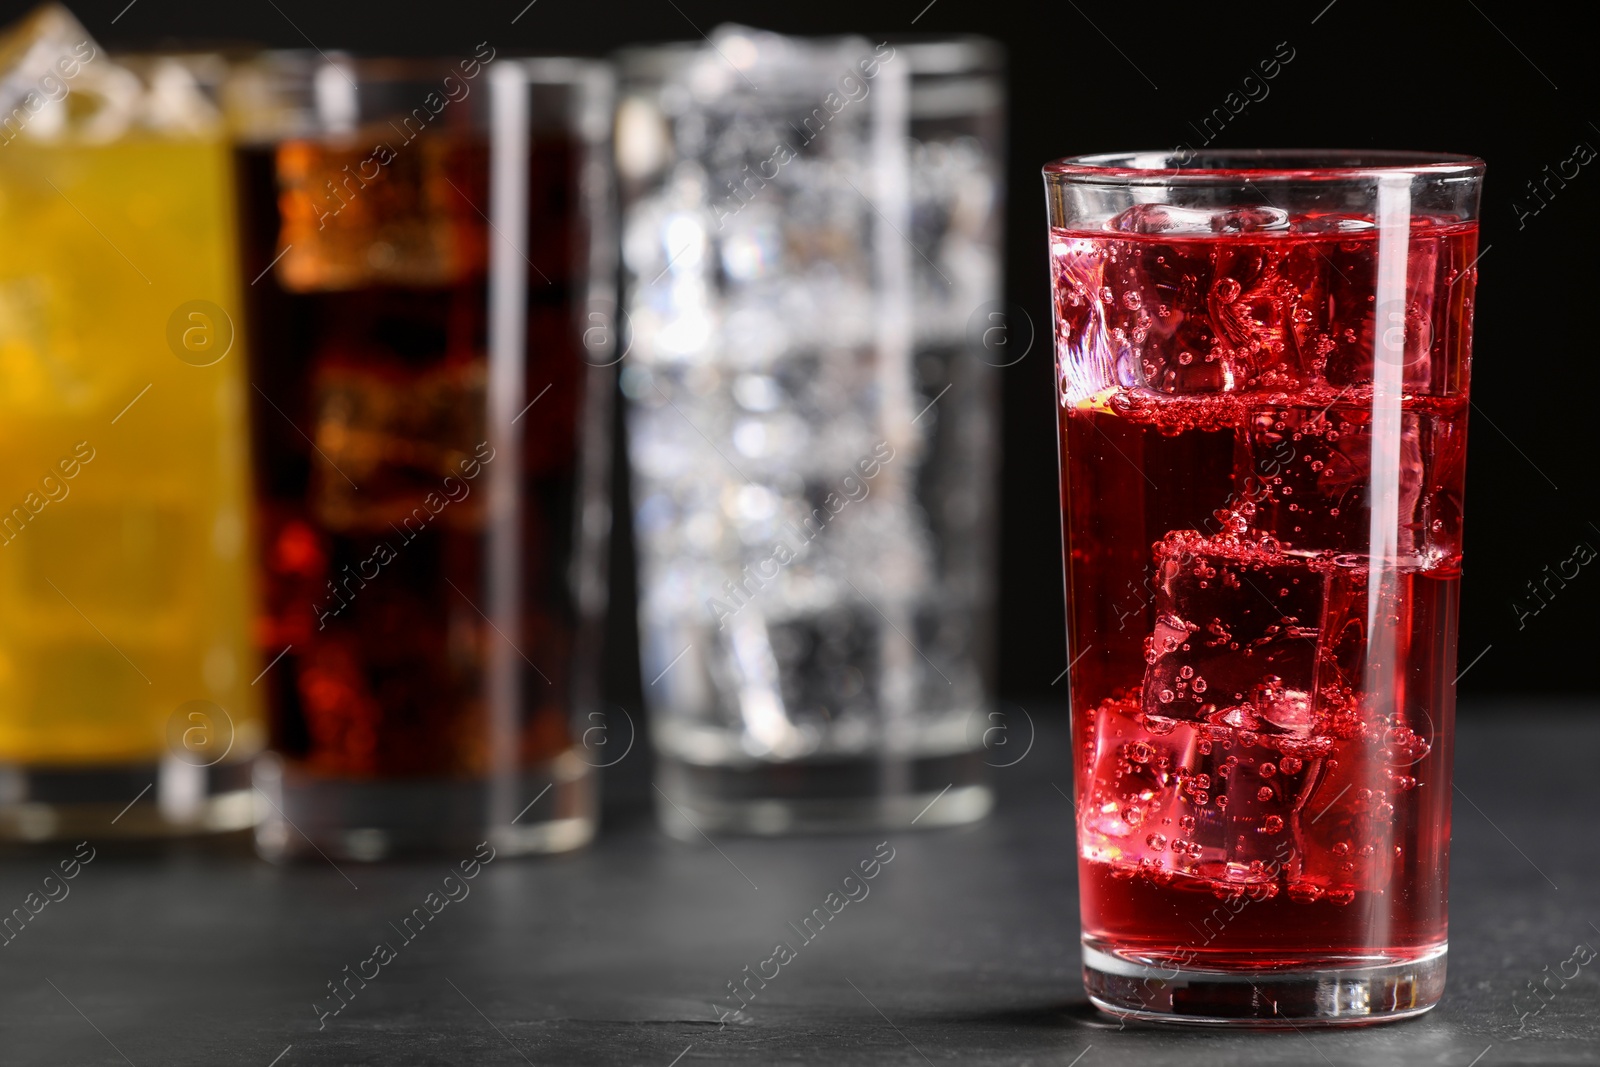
1045 151 1483 1025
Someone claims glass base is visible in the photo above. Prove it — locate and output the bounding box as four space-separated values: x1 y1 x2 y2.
1082 939 1447 1027
254 749 596 862
0 757 256 841
653 749 992 839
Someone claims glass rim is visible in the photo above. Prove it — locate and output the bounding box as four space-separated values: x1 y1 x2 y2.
614 32 1002 80
228 50 608 79
1043 149 1485 183
230 51 489 80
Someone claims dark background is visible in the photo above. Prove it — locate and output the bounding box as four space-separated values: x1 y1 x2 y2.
13 0 1593 710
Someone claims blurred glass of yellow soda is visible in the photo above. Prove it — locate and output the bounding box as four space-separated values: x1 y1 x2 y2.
0 6 260 839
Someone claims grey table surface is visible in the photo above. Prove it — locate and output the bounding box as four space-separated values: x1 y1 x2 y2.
0 700 1596 1066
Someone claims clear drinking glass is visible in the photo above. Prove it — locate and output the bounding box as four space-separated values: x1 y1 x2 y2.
0 9 262 840
1046 150 1483 1024
617 28 1005 836
228 53 616 860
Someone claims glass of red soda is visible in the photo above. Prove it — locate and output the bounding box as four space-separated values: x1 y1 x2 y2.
1044 150 1483 1025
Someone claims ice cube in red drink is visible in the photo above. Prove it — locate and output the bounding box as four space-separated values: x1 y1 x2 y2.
1142 525 1323 733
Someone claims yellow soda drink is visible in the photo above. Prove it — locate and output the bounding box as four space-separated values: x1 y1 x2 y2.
0 24 261 838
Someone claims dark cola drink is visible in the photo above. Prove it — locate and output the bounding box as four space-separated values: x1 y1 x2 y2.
232 55 615 860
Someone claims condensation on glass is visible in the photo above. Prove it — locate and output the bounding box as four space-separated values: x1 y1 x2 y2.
227 52 616 860
617 27 1005 836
